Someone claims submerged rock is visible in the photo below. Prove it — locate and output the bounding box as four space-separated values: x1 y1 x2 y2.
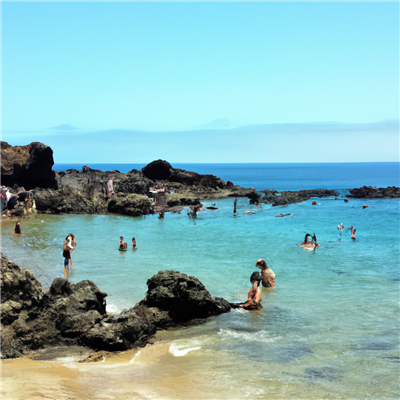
0 254 231 359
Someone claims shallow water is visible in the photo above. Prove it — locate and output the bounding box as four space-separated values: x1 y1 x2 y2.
2 194 399 399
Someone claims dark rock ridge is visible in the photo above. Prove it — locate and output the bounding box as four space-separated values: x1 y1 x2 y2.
347 186 400 199
1 253 231 359
261 189 338 206
1 142 57 190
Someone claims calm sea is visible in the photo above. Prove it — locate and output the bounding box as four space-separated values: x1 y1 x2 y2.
2 163 399 399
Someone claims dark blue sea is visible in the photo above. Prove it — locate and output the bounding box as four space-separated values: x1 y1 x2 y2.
53 162 399 191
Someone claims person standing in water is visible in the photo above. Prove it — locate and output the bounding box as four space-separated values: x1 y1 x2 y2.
351 228 356 240
119 236 127 250
256 259 276 287
338 223 344 235
63 234 76 278
13 222 21 235
132 237 137 249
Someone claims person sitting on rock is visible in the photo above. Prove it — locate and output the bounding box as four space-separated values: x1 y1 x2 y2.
230 272 262 311
256 259 276 287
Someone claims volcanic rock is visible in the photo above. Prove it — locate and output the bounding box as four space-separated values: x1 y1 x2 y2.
347 186 400 199
1 254 231 359
1 142 57 190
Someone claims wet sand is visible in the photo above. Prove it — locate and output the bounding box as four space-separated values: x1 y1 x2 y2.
1 342 246 400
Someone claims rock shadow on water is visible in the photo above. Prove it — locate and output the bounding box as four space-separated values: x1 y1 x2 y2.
303 367 342 382
352 331 399 352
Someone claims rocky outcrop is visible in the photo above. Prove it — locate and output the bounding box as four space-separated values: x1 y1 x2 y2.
1 142 56 189
261 189 338 206
142 159 226 189
1 253 231 359
347 186 400 199
107 193 153 216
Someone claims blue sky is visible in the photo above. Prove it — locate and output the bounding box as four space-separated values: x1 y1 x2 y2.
1 1 399 163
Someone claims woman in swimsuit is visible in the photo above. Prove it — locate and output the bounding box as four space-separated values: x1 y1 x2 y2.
256 259 276 287
231 272 262 310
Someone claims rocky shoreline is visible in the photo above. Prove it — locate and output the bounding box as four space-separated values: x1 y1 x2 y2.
1 141 398 221
1 253 230 359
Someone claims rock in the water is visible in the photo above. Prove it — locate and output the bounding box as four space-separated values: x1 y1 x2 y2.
1 254 231 358
347 186 400 199
1 142 57 189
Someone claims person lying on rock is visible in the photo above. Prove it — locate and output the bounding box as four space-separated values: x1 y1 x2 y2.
230 272 262 311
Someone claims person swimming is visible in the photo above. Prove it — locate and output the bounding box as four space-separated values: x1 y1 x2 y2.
230 271 262 311
298 233 320 250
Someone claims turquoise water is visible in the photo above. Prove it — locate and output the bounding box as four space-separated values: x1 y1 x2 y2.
2 194 399 398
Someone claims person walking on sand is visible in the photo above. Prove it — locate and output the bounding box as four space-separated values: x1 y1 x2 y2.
256 259 276 288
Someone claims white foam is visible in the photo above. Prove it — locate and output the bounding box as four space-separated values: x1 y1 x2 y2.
106 304 120 314
169 343 201 357
55 357 76 362
129 350 141 364
218 329 280 343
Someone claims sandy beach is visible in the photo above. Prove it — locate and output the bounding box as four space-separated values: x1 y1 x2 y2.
2 340 271 400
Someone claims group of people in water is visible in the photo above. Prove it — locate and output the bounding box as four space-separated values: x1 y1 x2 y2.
231 259 276 311
119 236 137 251
338 223 356 239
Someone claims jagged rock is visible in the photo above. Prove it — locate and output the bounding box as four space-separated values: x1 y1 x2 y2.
260 189 338 206
1 254 231 359
140 270 231 323
1 142 57 189
347 186 400 199
108 193 153 216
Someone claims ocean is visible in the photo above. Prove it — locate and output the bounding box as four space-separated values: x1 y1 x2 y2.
1 162 399 399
